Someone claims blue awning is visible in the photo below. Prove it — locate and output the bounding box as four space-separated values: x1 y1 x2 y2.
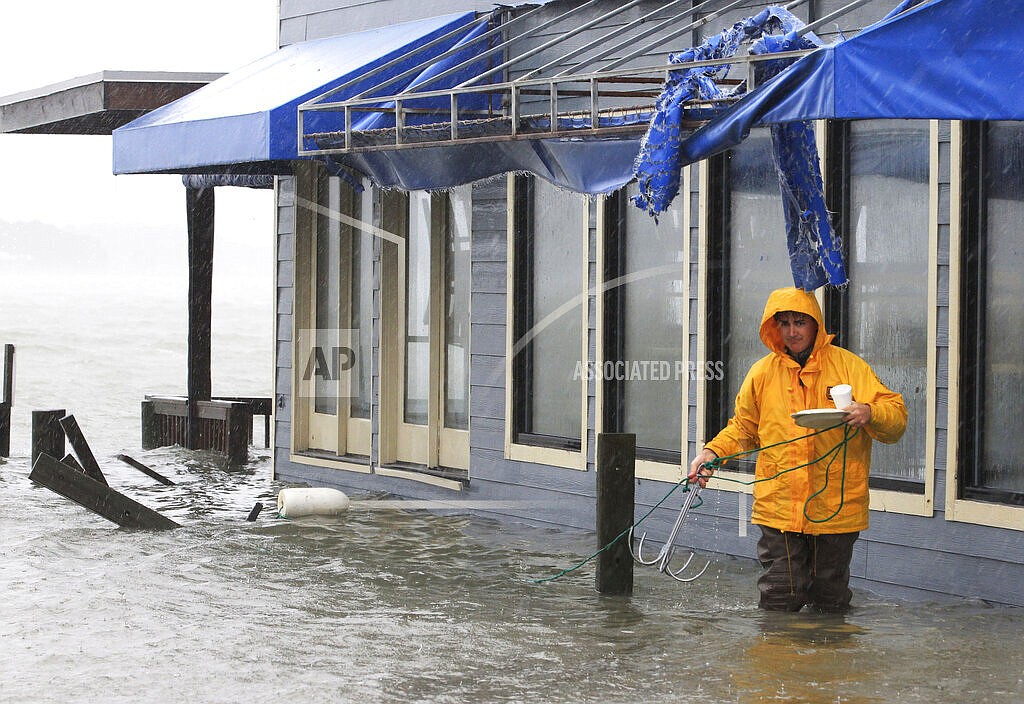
112 12 485 174
680 0 1024 165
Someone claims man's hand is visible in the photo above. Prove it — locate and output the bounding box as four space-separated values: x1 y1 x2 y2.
688 448 718 488
843 402 872 428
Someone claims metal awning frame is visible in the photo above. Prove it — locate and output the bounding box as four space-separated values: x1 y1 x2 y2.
296 0 884 156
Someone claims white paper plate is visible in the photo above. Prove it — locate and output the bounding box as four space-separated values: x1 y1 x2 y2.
791 408 849 429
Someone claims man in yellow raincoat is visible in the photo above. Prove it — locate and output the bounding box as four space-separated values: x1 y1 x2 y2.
688 287 907 612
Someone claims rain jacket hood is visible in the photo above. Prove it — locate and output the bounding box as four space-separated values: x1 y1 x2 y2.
758 287 833 359
704 287 908 534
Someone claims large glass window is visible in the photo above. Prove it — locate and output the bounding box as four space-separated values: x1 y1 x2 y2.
302 169 372 457
838 120 930 488
313 175 341 416
961 121 1024 505
388 188 472 471
405 192 432 426
706 129 791 453
512 175 586 449
349 185 374 420
603 186 683 461
445 189 472 431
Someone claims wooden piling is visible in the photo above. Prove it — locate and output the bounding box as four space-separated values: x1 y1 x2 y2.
30 453 179 530
32 409 66 467
225 401 249 466
595 433 636 595
186 186 215 451
246 502 264 522
141 399 160 450
2 344 12 403
0 403 9 459
59 414 108 486
0 344 12 457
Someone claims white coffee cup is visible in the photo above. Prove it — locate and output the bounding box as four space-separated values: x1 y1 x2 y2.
831 384 853 410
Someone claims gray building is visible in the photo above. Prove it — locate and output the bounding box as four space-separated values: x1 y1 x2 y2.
112 0 1024 606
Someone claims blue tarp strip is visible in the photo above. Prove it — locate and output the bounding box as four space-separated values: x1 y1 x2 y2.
630 6 808 219
754 33 846 289
631 6 845 289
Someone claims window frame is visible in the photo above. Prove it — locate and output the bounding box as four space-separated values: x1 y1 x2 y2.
380 189 471 478
697 122 938 515
697 155 754 494
505 174 589 470
596 187 687 482
947 120 1024 528
822 119 937 512
289 162 371 475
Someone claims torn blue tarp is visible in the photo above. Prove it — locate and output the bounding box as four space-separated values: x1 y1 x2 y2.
631 6 808 219
679 0 1024 166
754 33 845 289
631 6 844 289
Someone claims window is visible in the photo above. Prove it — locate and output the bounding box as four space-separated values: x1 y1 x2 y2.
381 187 471 473
827 119 930 492
959 121 1024 507
509 175 587 458
602 185 684 463
705 128 792 468
295 165 372 460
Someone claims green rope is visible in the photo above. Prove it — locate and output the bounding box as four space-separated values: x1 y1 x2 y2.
529 477 702 584
530 422 859 584
704 422 860 524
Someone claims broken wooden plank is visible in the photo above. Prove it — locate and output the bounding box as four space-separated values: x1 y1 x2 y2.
246 502 263 522
61 453 85 473
32 409 65 466
30 453 178 530
59 414 107 486
116 453 175 486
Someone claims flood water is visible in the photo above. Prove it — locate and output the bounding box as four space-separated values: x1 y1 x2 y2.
3 449 1024 703
2 278 1023 703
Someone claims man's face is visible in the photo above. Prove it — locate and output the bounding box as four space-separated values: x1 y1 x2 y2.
775 311 817 355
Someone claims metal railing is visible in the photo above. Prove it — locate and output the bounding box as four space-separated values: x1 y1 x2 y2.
296 0 888 156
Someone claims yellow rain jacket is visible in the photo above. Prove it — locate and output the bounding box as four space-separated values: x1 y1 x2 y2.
704 287 907 534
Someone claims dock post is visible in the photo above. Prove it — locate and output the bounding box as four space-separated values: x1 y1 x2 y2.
0 403 9 458
595 432 635 595
225 401 249 466
32 409 66 467
186 186 214 451
141 399 160 450
0 344 13 457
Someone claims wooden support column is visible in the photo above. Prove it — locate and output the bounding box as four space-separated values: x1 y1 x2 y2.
595 433 636 595
224 401 250 466
141 399 159 449
0 344 13 457
186 186 215 450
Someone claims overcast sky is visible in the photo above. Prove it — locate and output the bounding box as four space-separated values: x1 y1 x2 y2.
0 0 280 279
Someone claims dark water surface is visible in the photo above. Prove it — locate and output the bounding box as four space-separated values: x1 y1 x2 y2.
2 450 1022 704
